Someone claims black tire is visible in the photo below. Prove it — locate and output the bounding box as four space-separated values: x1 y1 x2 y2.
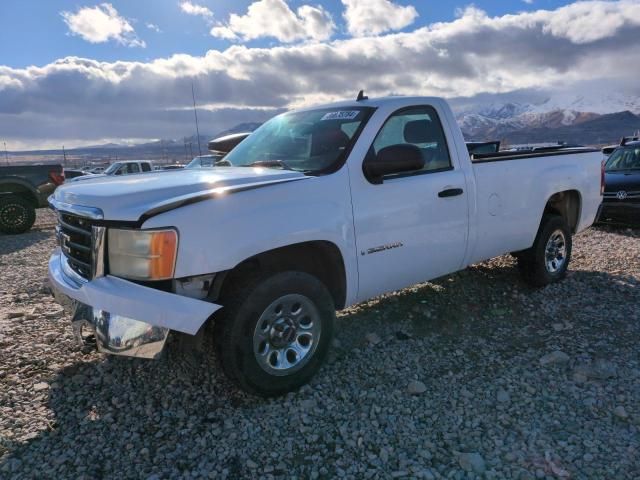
517 214 572 287
215 271 335 396
0 195 36 234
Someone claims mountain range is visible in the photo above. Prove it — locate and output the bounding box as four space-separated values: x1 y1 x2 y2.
7 123 263 165
454 92 640 145
8 94 640 164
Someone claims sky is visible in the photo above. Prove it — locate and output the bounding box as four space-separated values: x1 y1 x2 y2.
1 0 640 149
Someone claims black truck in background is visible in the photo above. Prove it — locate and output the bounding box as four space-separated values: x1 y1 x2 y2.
0 164 64 234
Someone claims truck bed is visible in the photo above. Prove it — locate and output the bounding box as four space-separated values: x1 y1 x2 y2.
466 148 602 265
471 147 599 163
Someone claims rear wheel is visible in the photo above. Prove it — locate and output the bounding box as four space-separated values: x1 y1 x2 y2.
517 214 572 287
215 271 335 396
0 195 36 234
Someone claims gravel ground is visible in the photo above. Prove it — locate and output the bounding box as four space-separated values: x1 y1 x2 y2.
1 209 639 479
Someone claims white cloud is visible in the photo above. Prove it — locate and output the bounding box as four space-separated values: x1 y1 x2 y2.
542 0 640 43
210 0 335 42
5 1 640 145
146 23 162 33
341 0 418 37
179 1 213 19
61 3 145 47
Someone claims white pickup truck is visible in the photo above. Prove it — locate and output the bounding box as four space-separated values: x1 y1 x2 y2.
70 160 154 182
48 95 603 396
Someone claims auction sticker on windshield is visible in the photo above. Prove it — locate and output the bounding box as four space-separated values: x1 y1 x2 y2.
321 111 360 121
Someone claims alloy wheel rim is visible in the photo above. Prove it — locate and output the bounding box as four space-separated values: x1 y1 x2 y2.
253 293 321 376
545 229 567 273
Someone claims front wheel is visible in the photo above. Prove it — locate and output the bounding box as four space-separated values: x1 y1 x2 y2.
517 214 572 287
215 271 335 396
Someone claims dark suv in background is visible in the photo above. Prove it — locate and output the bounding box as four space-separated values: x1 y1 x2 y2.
599 139 640 225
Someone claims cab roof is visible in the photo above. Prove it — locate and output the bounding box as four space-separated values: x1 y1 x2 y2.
293 95 445 112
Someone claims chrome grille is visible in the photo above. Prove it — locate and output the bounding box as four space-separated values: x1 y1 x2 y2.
57 212 94 279
603 190 640 201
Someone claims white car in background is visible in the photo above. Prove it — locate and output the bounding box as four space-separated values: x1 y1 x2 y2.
70 160 154 182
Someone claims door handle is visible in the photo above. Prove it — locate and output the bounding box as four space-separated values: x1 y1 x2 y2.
438 188 464 198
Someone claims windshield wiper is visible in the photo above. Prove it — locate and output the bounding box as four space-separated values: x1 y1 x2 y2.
243 159 293 171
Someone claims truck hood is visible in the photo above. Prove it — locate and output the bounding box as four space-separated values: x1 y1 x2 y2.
52 167 308 222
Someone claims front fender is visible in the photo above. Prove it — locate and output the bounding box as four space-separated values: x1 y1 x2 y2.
0 177 43 205
142 171 359 304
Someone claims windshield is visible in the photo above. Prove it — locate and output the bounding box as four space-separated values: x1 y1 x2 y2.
104 163 121 174
186 154 224 169
223 106 374 173
606 146 640 171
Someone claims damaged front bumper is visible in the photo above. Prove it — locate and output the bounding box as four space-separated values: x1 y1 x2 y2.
48 249 221 359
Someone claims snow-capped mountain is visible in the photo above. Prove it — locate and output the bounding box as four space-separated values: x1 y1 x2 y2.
527 92 640 116
454 92 640 143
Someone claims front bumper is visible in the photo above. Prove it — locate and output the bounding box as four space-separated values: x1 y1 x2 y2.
597 202 640 225
48 249 221 359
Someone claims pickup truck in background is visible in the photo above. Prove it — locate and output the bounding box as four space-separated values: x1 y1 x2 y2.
70 160 154 182
187 132 252 169
207 132 251 154
0 164 64 234
47 95 603 396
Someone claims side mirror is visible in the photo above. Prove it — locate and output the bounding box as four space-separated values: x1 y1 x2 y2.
363 144 425 184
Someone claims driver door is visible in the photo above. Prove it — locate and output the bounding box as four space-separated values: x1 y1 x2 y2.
349 105 469 301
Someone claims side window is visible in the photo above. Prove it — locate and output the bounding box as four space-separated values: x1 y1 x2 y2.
371 106 452 175
128 163 140 174
141 163 151 172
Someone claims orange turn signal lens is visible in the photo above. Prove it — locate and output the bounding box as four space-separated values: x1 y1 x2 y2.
149 230 178 279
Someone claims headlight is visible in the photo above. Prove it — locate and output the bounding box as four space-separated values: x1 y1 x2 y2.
108 229 178 280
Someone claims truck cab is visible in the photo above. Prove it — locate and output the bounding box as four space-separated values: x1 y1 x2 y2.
106 160 153 175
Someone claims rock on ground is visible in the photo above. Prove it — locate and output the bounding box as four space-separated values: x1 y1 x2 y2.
458 452 486 474
539 350 570 366
407 380 427 395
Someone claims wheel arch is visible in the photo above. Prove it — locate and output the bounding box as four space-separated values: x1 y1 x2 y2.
0 180 39 207
213 240 348 310
542 189 582 233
